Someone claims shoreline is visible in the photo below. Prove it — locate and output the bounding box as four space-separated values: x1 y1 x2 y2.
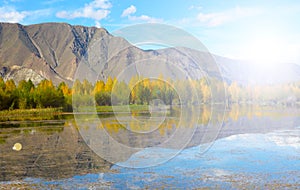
0 104 299 122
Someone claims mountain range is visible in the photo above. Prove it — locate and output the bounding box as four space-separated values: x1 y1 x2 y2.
0 22 299 86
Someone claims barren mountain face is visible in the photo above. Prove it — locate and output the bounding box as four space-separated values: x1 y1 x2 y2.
0 23 110 85
0 22 299 85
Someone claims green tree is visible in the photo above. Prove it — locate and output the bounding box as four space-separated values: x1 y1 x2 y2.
112 81 130 105
165 87 175 105
17 80 35 109
82 79 93 95
137 85 151 105
0 77 5 91
72 79 83 95
95 91 111 106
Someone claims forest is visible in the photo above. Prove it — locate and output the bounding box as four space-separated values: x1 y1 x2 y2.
0 76 299 111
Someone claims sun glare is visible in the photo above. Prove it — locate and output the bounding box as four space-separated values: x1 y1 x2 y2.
243 35 286 65
235 28 297 77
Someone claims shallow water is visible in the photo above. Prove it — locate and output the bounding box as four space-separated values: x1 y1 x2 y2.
0 106 300 189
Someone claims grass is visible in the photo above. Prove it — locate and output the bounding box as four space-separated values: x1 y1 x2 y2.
74 104 151 113
96 104 150 113
0 108 63 122
0 105 150 122
0 104 168 123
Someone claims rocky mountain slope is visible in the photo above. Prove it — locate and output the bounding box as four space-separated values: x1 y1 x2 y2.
0 22 110 85
0 22 299 85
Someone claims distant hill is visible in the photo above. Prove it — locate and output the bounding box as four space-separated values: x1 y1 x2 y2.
0 22 299 85
214 56 300 85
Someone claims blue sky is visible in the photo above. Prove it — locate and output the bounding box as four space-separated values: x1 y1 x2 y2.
1 0 300 64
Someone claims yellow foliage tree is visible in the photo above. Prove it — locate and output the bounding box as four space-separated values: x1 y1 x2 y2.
93 80 105 95
104 76 114 93
128 75 139 104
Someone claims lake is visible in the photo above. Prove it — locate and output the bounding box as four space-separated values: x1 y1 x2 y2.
0 106 300 189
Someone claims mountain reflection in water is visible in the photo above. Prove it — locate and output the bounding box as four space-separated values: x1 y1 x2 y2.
0 106 299 188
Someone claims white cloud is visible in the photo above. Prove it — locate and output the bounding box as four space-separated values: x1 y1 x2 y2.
267 132 300 149
0 6 52 24
121 5 162 23
128 15 162 23
121 5 136 17
0 6 28 23
197 6 262 27
56 0 111 21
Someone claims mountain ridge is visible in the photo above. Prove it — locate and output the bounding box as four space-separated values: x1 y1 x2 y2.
0 22 300 85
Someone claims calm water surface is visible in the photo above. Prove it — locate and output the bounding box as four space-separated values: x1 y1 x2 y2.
0 106 300 189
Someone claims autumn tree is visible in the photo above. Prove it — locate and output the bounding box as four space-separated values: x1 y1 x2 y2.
228 82 240 103
104 76 115 93
93 80 105 95
128 75 139 104
34 79 64 108
3 79 18 109
58 82 72 111
93 78 113 106
0 77 14 110
199 78 210 103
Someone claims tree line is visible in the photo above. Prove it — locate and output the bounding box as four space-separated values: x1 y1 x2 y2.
0 78 68 111
0 76 299 111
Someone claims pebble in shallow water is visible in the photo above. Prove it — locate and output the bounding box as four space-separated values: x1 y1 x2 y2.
12 143 22 151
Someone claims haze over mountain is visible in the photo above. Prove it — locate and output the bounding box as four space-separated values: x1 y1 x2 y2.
0 22 299 85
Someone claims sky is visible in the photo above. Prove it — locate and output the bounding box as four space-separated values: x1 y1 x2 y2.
1 0 300 64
